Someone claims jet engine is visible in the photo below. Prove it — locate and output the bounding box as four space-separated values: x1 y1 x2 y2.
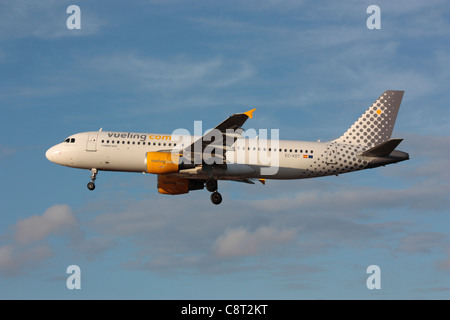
157 175 204 195
146 152 181 174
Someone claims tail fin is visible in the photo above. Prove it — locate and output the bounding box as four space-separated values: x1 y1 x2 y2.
334 90 404 147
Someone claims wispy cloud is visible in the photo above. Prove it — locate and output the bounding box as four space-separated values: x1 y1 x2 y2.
213 226 296 258
437 249 450 273
88 53 256 93
0 145 17 160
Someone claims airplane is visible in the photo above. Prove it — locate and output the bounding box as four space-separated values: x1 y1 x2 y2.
46 90 409 205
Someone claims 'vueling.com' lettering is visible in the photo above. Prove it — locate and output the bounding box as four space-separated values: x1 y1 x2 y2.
107 132 171 142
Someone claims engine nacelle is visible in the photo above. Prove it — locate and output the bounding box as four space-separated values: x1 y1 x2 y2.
157 175 204 195
146 152 180 174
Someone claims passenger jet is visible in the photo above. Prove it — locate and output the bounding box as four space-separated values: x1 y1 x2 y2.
46 90 409 204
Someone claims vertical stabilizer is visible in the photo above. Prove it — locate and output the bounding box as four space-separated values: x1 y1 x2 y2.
334 90 404 147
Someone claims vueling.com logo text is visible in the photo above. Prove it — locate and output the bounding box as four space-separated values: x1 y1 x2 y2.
107 132 171 142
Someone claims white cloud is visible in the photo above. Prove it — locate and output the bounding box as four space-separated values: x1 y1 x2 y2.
0 204 76 276
213 226 296 258
0 204 111 276
0 245 14 271
0 244 53 277
14 204 77 245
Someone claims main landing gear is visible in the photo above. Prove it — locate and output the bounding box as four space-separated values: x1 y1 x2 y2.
206 178 222 205
87 168 97 191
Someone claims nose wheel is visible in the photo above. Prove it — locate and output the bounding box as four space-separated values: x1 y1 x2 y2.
87 168 98 191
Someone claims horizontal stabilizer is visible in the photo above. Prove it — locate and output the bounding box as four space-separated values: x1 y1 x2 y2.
359 139 403 157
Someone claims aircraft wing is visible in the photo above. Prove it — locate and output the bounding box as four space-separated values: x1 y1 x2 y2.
181 108 256 165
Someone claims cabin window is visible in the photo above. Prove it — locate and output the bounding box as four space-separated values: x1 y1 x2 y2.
289 149 292 153
295 149 297 153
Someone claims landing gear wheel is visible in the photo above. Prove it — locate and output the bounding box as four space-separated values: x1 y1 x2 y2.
206 179 218 192
210 191 222 205
87 168 98 191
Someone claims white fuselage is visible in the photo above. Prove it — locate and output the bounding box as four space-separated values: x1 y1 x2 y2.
45 131 387 181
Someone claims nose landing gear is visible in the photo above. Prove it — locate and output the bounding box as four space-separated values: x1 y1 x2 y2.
87 168 97 191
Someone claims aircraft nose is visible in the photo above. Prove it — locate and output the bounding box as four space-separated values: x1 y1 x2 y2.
45 146 62 163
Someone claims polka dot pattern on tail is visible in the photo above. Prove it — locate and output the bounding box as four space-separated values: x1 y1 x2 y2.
334 90 404 147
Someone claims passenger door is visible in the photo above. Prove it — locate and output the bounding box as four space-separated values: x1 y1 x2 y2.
86 133 99 152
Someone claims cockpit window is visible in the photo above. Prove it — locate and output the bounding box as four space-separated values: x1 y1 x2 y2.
63 138 76 143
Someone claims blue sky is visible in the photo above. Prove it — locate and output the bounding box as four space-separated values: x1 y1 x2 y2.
0 0 449 299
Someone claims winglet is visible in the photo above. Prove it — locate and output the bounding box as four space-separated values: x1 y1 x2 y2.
244 108 256 119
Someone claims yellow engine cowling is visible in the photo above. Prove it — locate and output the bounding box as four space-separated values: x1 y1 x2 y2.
157 175 205 195
146 152 180 174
